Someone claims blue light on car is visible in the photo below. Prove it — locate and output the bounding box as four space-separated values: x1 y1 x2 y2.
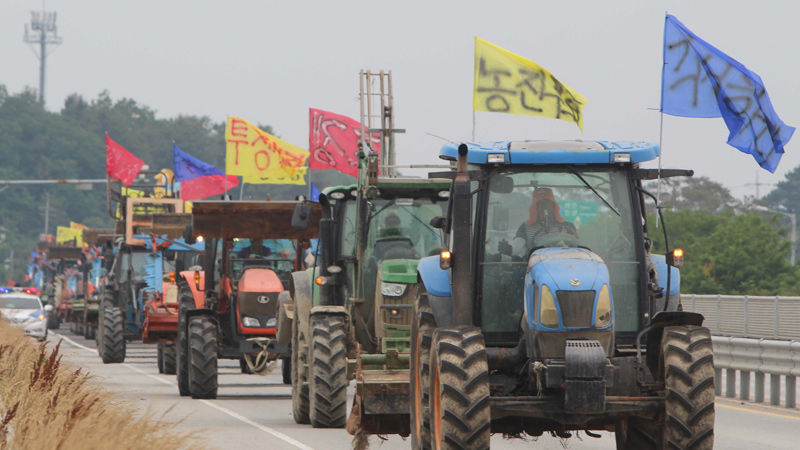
0 287 11 293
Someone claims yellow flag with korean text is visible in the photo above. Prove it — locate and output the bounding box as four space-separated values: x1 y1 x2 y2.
473 37 587 131
225 117 308 185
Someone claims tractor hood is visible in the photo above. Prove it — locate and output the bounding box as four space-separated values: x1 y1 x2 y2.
379 259 419 284
527 248 608 292
238 268 284 293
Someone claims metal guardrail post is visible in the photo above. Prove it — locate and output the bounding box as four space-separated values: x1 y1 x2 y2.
787 377 797 409
740 370 750 401
714 368 722 396
771 374 781 406
725 369 736 398
755 372 765 403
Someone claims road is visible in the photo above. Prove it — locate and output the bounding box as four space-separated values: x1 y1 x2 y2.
46 328 800 449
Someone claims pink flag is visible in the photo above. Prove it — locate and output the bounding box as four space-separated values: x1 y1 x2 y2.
105 133 145 186
308 108 380 177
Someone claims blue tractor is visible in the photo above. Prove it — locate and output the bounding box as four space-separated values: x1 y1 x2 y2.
412 141 714 449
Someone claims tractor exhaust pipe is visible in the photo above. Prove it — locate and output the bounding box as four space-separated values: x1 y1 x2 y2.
451 144 473 326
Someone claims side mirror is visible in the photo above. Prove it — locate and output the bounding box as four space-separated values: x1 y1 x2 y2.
430 216 446 229
183 225 196 244
292 203 312 229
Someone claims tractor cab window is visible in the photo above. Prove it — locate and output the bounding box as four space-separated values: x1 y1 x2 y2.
481 168 640 336
229 238 296 281
362 197 447 308
129 251 149 283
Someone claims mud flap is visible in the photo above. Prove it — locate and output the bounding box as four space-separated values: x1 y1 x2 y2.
564 339 607 413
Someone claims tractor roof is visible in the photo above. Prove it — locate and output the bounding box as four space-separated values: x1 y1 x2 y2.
323 178 450 201
190 201 321 240
439 140 658 165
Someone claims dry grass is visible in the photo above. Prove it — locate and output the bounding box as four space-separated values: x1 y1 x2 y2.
0 320 199 450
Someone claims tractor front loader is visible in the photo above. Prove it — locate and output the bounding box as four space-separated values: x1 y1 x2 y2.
412 141 714 449
175 200 320 399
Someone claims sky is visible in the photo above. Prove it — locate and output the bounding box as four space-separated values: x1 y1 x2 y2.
1 0 798 200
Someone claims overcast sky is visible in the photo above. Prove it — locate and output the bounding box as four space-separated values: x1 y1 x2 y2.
2 0 797 200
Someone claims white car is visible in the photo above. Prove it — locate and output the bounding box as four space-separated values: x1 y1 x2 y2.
0 293 48 340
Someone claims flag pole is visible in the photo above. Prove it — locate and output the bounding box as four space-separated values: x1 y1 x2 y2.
238 177 244 200
655 12 669 228
472 109 476 142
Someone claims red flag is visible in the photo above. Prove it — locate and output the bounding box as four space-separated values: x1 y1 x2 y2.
106 133 145 186
308 108 380 178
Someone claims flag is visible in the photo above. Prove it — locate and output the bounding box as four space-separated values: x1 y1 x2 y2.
225 117 308 185
309 183 321 202
473 37 587 131
309 108 379 177
56 226 83 246
661 14 795 173
106 133 145 186
173 144 239 201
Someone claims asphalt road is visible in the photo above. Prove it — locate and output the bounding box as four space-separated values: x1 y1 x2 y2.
45 328 800 449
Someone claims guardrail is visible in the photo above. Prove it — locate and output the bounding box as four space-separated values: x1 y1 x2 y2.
683 294 800 340
712 336 800 408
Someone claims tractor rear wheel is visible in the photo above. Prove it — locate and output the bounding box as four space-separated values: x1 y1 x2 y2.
410 287 436 450
188 315 218 399
162 342 176 375
176 287 193 396
99 306 126 363
429 327 490 450
291 309 310 424
308 314 347 428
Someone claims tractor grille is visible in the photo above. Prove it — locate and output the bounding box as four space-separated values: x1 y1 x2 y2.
556 290 596 328
239 291 279 319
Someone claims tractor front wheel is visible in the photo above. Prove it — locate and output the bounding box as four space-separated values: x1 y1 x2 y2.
188 315 218 399
281 356 291 385
99 306 126 364
291 308 310 424
410 287 436 450
157 343 165 373
176 287 193 396
428 327 490 450
308 314 347 428
162 342 176 375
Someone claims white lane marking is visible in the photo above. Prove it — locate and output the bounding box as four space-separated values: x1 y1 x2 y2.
53 332 315 450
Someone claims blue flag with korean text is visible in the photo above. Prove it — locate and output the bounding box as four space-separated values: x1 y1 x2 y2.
661 14 794 173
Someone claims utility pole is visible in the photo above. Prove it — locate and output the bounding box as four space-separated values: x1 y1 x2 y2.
23 8 62 105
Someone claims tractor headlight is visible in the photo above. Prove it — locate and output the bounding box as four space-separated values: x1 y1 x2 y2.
242 316 260 328
380 282 407 297
595 284 612 328
540 285 559 328
265 317 277 328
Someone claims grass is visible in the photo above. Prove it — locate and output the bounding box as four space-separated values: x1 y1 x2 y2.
0 320 199 449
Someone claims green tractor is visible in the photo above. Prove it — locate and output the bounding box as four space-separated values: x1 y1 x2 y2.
283 162 450 433
411 141 714 449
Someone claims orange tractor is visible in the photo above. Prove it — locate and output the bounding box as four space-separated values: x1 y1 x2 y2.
176 200 320 399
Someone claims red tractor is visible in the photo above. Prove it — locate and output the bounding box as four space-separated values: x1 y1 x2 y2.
176 200 320 399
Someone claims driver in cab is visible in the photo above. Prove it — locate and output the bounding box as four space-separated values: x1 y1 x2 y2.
499 187 577 257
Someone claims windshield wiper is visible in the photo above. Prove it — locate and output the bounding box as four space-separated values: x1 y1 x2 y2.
568 169 620 217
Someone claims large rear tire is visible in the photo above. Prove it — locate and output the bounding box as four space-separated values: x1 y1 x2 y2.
291 309 310 424
163 342 177 375
429 327 490 450
99 306 126 364
188 315 218 399
308 314 348 428
410 286 436 450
